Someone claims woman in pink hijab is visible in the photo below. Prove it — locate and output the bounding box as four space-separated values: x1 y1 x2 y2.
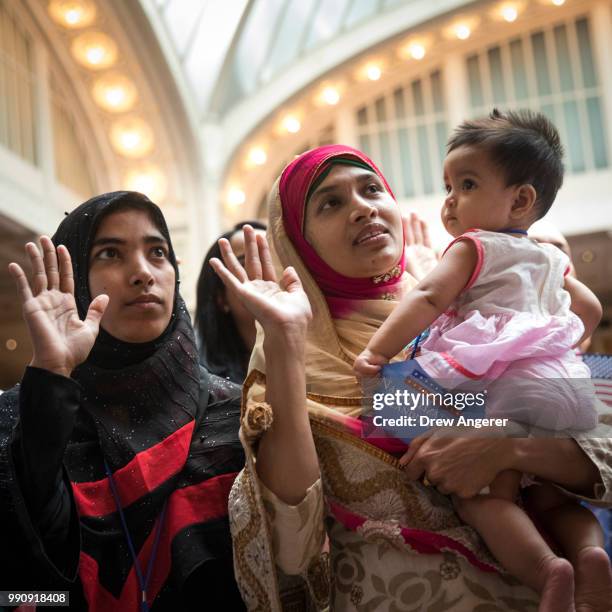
211 145 611 611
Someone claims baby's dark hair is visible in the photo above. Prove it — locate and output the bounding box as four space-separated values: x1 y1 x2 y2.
447 108 564 219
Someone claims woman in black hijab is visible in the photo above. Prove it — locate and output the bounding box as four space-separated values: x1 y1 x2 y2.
0 192 245 611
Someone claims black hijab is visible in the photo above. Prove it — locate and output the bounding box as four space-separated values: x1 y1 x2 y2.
54 191 186 367
51 191 200 472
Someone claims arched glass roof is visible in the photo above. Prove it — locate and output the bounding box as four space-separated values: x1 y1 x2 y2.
145 0 431 118
147 0 248 115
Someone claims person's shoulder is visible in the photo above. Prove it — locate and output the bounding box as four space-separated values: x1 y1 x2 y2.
467 229 510 244
473 230 543 257
527 238 570 270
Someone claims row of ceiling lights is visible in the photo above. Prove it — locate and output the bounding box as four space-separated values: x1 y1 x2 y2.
226 0 568 209
48 0 167 201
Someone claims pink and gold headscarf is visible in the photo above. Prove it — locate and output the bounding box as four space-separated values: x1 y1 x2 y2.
279 145 406 317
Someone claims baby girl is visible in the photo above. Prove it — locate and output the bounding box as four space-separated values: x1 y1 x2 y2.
354 109 610 607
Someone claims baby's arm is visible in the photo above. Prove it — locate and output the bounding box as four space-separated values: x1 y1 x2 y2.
354 240 477 376
564 275 602 345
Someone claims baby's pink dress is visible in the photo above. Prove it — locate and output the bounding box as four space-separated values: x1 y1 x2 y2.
416 229 599 431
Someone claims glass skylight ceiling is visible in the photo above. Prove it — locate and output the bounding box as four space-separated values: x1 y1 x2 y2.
146 0 422 117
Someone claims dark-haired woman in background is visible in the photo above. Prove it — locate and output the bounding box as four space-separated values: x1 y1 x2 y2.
195 221 266 383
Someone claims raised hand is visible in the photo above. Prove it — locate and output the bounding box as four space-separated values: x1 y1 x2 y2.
210 225 312 336
403 212 439 281
8 236 108 378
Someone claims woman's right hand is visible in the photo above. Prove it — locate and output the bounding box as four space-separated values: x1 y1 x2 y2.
8 236 109 378
210 225 312 338
212 227 320 504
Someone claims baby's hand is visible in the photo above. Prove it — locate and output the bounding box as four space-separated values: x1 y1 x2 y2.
353 349 389 378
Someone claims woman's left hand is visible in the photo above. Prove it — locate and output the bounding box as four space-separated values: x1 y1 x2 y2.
400 428 514 497
403 212 439 281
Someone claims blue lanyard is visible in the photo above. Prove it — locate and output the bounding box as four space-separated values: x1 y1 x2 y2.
410 333 422 359
104 460 168 612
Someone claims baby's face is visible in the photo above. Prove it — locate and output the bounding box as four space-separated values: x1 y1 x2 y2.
441 145 517 237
